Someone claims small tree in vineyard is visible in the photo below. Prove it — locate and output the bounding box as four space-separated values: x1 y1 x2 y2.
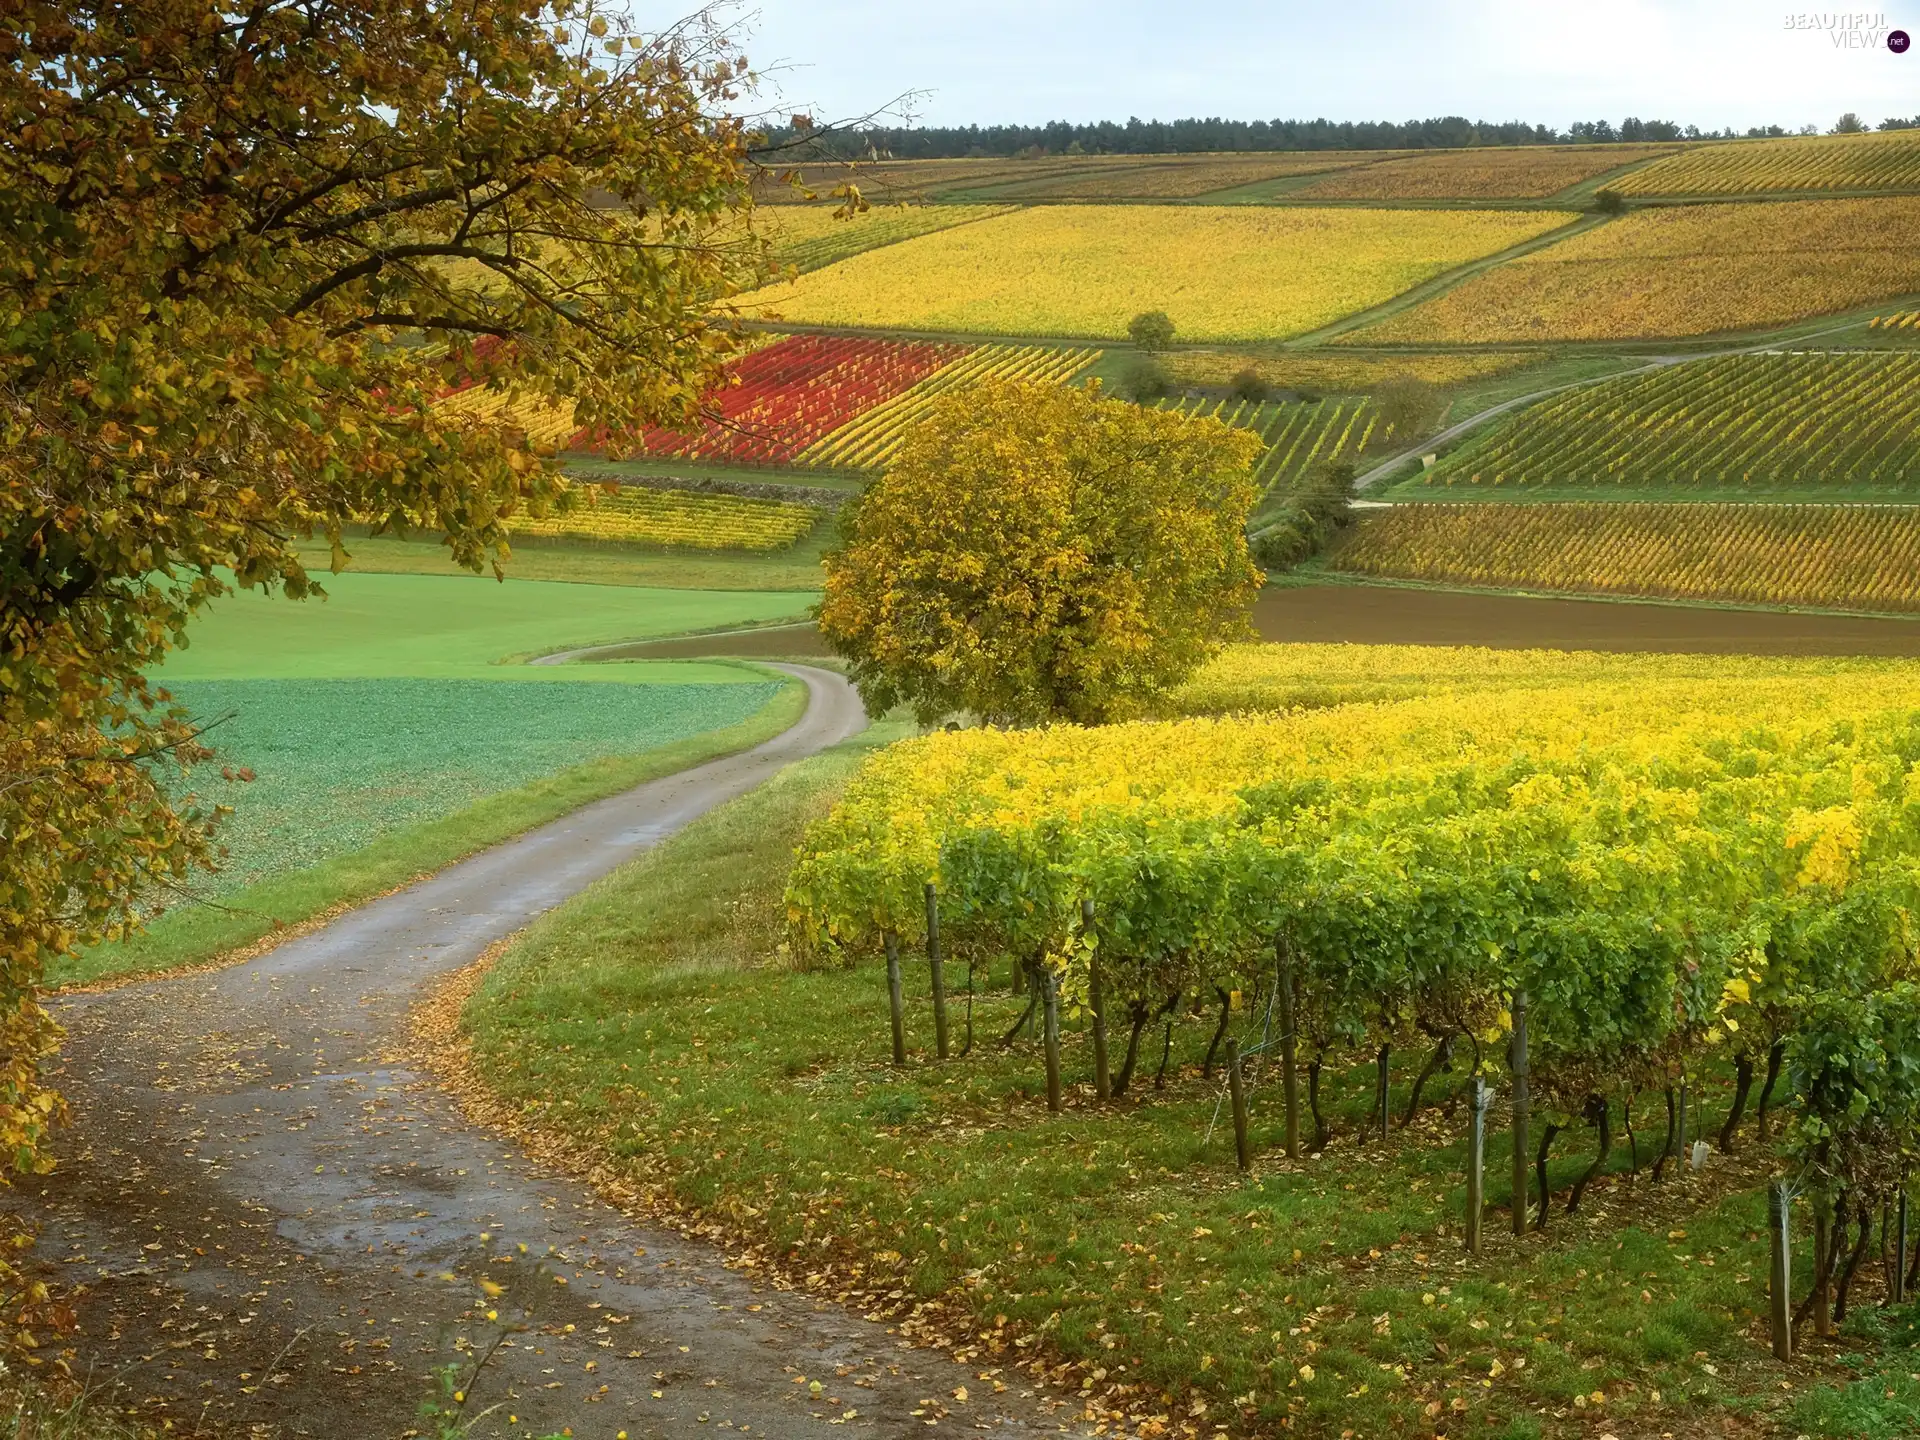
818 382 1262 726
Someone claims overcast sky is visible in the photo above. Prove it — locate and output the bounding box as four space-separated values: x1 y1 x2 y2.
741 1 1919 133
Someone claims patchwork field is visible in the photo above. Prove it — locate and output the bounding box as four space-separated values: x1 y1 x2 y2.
1613 127 1920 196
950 152 1381 200
739 204 1572 342
1355 196 1920 343
1330 500 1920 612
1420 351 1920 492
1291 142 1678 200
1164 348 1537 393
763 202 1016 272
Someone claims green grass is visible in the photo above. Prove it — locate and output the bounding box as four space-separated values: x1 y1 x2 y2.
68 570 821 987
168 676 781 895
463 728 1915 1439
62 677 807 988
161 571 815 680
295 530 832 593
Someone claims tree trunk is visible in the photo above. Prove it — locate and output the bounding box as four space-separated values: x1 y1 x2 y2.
1834 1203 1873 1324
1400 1034 1454 1129
1755 1041 1785 1142
999 962 1039 1047
1153 992 1180 1090
1111 1001 1151 1098
1203 986 1231 1079
1652 1087 1676 1182
1718 1053 1754 1154
1308 1056 1328 1152
1567 1096 1612 1214
1623 1092 1639 1176
1533 1121 1563 1231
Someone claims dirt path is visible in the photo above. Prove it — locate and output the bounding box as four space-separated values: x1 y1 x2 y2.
12 667 1089 1439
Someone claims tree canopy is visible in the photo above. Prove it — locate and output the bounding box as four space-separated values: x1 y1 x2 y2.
817 381 1263 727
0 0 766 1260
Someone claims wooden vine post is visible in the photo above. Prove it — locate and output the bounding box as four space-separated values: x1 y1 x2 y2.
1375 1045 1391 1143
925 884 950 1061
1813 1204 1832 1337
1769 1180 1792 1361
1510 989 1531 1237
1226 1037 1251 1172
1466 1077 1489 1254
1279 941 1300 1159
1042 969 1063 1114
884 929 907 1068
1898 1193 1910 1306
1084 898 1109 1101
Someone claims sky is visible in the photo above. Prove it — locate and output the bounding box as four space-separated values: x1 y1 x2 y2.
741 0 1920 133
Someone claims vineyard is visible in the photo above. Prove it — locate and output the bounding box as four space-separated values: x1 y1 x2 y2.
1164 348 1533 393
949 152 1378 200
1613 128 1920 196
784 650 1920 1417
1330 501 1920 612
1357 197 1920 343
739 204 1569 343
1424 352 1920 491
1292 143 1678 200
581 333 965 465
1163 394 1386 496
1872 310 1920 331
795 344 1101 471
509 485 822 551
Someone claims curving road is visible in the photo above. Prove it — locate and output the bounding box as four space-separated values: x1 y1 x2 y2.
13 666 1088 1438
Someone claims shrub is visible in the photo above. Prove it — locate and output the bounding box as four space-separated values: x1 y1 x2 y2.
1227 368 1270 402
1117 356 1174 402
1128 310 1176 352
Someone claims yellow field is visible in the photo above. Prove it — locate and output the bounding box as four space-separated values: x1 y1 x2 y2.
1613 128 1920 196
1356 197 1920 343
1295 143 1679 200
761 203 1015 273
1330 501 1920 612
511 485 821 551
1164 348 1534 392
738 205 1569 342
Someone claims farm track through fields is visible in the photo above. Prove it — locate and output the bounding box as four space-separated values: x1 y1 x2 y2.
8 667 1090 1439
596 589 1920 658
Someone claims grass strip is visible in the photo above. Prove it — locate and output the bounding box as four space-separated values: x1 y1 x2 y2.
56 674 807 990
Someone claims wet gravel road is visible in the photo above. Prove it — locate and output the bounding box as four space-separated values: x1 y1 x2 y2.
14 667 1089 1439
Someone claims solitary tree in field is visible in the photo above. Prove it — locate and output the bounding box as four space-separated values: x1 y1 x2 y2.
1128 310 1177 352
818 382 1263 726
0 0 771 1265
1834 112 1866 135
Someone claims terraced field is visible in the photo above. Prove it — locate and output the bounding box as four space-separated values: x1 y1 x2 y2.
1292 142 1679 200
1421 352 1920 492
1613 127 1920 196
1332 500 1920 612
1356 196 1920 342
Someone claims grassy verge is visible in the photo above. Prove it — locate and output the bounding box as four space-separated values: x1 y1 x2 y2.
460 725 1920 1440
0 1379 153 1440
57 675 807 989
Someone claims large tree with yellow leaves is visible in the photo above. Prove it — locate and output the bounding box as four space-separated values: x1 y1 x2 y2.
0 0 767 1318
818 382 1263 727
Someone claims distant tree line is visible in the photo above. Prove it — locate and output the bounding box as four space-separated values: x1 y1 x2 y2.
772 113 1917 159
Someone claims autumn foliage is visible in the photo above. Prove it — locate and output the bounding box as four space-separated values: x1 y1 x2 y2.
817 381 1263 725
0 0 762 1327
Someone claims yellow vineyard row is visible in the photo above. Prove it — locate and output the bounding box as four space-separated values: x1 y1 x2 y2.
510 485 821 552
1332 501 1920 611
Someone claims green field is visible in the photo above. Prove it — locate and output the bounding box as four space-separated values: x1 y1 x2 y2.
71 571 815 986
